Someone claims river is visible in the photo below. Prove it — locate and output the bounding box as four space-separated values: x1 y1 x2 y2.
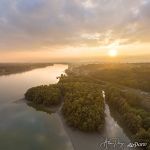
0 64 131 150
0 64 74 150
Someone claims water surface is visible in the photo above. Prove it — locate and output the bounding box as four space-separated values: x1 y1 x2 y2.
0 64 73 150
0 65 131 150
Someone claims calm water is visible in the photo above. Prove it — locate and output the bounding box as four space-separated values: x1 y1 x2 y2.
0 65 130 150
61 91 130 150
0 64 73 150
102 91 130 140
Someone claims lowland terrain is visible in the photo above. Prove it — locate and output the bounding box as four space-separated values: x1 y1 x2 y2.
0 63 53 76
25 63 150 150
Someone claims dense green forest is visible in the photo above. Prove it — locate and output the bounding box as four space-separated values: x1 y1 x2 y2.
25 63 150 148
59 76 104 131
25 75 105 132
0 63 53 76
25 85 61 106
69 63 150 92
105 86 150 149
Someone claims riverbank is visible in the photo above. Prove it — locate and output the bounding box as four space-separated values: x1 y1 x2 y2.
0 63 53 76
0 64 72 150
57 91 130 150
58 103 131 150
58 110 102 150
24 67 135 150
26 92 131 150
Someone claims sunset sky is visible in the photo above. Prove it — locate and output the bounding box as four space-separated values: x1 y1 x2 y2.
0 0 150 62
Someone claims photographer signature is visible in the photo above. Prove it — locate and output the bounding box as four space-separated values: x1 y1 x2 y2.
97 138 124 150
97 138 147 150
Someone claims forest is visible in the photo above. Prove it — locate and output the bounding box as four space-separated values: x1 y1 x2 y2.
68 63 150 149
25 75 105 132
59 75 105 131
25 84 61 106
69 63 150 92
105 85 150 148
25 63 150 149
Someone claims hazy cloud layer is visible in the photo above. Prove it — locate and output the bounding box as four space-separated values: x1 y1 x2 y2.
0 0 150 51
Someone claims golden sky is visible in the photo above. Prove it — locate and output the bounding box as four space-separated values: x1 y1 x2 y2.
0 0 150 62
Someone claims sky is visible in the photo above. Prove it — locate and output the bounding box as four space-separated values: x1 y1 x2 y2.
0 0 150 62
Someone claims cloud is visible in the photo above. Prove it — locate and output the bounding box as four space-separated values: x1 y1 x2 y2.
0 0 149 51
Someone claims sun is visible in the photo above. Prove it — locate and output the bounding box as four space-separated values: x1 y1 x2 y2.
108 49 118 57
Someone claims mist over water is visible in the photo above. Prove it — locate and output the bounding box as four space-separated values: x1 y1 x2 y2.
0 64 73 150
0 64 132 150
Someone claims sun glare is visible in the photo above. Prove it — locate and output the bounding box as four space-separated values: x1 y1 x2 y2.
108 49 118 57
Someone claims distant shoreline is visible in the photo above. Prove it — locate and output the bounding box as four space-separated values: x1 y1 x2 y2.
0 63 53 76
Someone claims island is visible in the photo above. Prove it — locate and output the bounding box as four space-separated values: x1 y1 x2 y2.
25 74 105 132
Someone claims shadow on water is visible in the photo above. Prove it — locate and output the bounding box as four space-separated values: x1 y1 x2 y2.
14 98 54 114
26 101 63 115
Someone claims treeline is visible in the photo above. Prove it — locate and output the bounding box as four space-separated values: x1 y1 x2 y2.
71 63 150 92
59 76 105 132
105 86 150 149
0 63 53 76
25 85 61 106
25 75 105 132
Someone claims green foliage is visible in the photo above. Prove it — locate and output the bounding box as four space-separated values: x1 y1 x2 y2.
105 86 142 134
73 63 150 92
121 91 142 107
105 85 150 147
25 75 105 132
134 128 150 150
60 77 105 132
25 63 150 136
25 84 61 106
